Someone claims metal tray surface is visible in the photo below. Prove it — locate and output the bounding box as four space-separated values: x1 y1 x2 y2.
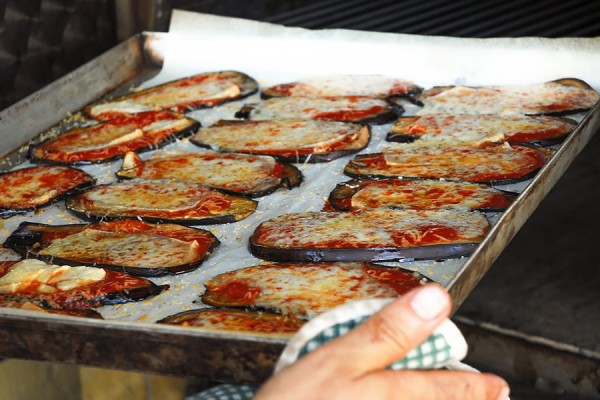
0 16 599 381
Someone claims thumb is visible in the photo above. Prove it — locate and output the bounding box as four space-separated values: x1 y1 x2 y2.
312 283 451 376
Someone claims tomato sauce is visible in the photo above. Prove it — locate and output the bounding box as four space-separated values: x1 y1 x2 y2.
364 265 423 295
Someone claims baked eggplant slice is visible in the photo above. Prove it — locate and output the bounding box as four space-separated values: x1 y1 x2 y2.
387 114 577 146
249 209 489 262
343 143 553 185
4 220 220 276
202 262 426 318
261 75 422 99
116 151 302 197
84 70 259 120
190 120 371 163
30 111 200 164
235 96 402 125
0 259 167 310
0 165 95 219
159 308 305 336
329 179 516 212
416 78 599 116
0 298 103 318
65 179 257 225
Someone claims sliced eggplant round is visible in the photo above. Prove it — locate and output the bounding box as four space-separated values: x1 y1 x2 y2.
30 112 200 165
249 210 489 262
328 178 517 212
84 70 259 120
0 165 95 219
191 119 371 163
65 179 258 225
116 150 303 197
4 220 220 276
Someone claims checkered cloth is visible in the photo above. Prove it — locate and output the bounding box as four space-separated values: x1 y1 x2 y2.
187 298 486 400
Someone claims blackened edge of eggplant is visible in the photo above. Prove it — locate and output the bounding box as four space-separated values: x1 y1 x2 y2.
385 132 417 143
100 283 169 306
29 119 201 166
234 103 256 119
0 168 95 219
248 241 480 263
64 207 251 227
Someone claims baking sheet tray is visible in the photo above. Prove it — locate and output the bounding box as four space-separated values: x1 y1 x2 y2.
0 10 600 381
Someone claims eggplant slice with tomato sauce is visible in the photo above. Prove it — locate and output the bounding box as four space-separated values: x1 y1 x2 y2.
84 70 259 120
0 165 94 219
116 150 302 197
65 178 257 225
386 114 577 146
249 209 490 263
0 259 167 310
201 262 427 319
328 179 516 212
30 111 200 165
261 75 422 100
343 143 554 185
415 78 599 116
159 308 305 337
235 96 402 125
4 220 220 276
191 119 371 163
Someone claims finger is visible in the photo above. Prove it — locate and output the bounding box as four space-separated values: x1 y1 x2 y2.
357 370 510 400
305 283 451 376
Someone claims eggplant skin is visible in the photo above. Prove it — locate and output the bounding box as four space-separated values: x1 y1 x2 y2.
248 241 479 263
3 221 221 277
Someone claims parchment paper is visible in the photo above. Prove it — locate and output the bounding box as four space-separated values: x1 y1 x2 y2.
2 10 599 324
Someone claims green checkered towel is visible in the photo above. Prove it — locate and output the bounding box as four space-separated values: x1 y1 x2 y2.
187 298 488 400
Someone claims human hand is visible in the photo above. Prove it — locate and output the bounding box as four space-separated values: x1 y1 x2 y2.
255 283 509 400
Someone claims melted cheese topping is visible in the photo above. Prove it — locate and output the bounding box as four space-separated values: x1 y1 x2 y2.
38 229 201 268
69 179 231 217
419 82 599 115
130 78 240 107
87 76 242 118
253 209 488 249
0 166 91 209
392 114 574 143
125 152 281 193
193 120 361 153
351 180 510 210
249 97 389 121
347 143 546 182
0 259 105 294
266 75 417 97
205 263 398 318
167 309 304 335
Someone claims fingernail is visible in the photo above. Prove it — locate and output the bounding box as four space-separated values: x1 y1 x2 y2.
497 386 510 400
410 285 448 320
